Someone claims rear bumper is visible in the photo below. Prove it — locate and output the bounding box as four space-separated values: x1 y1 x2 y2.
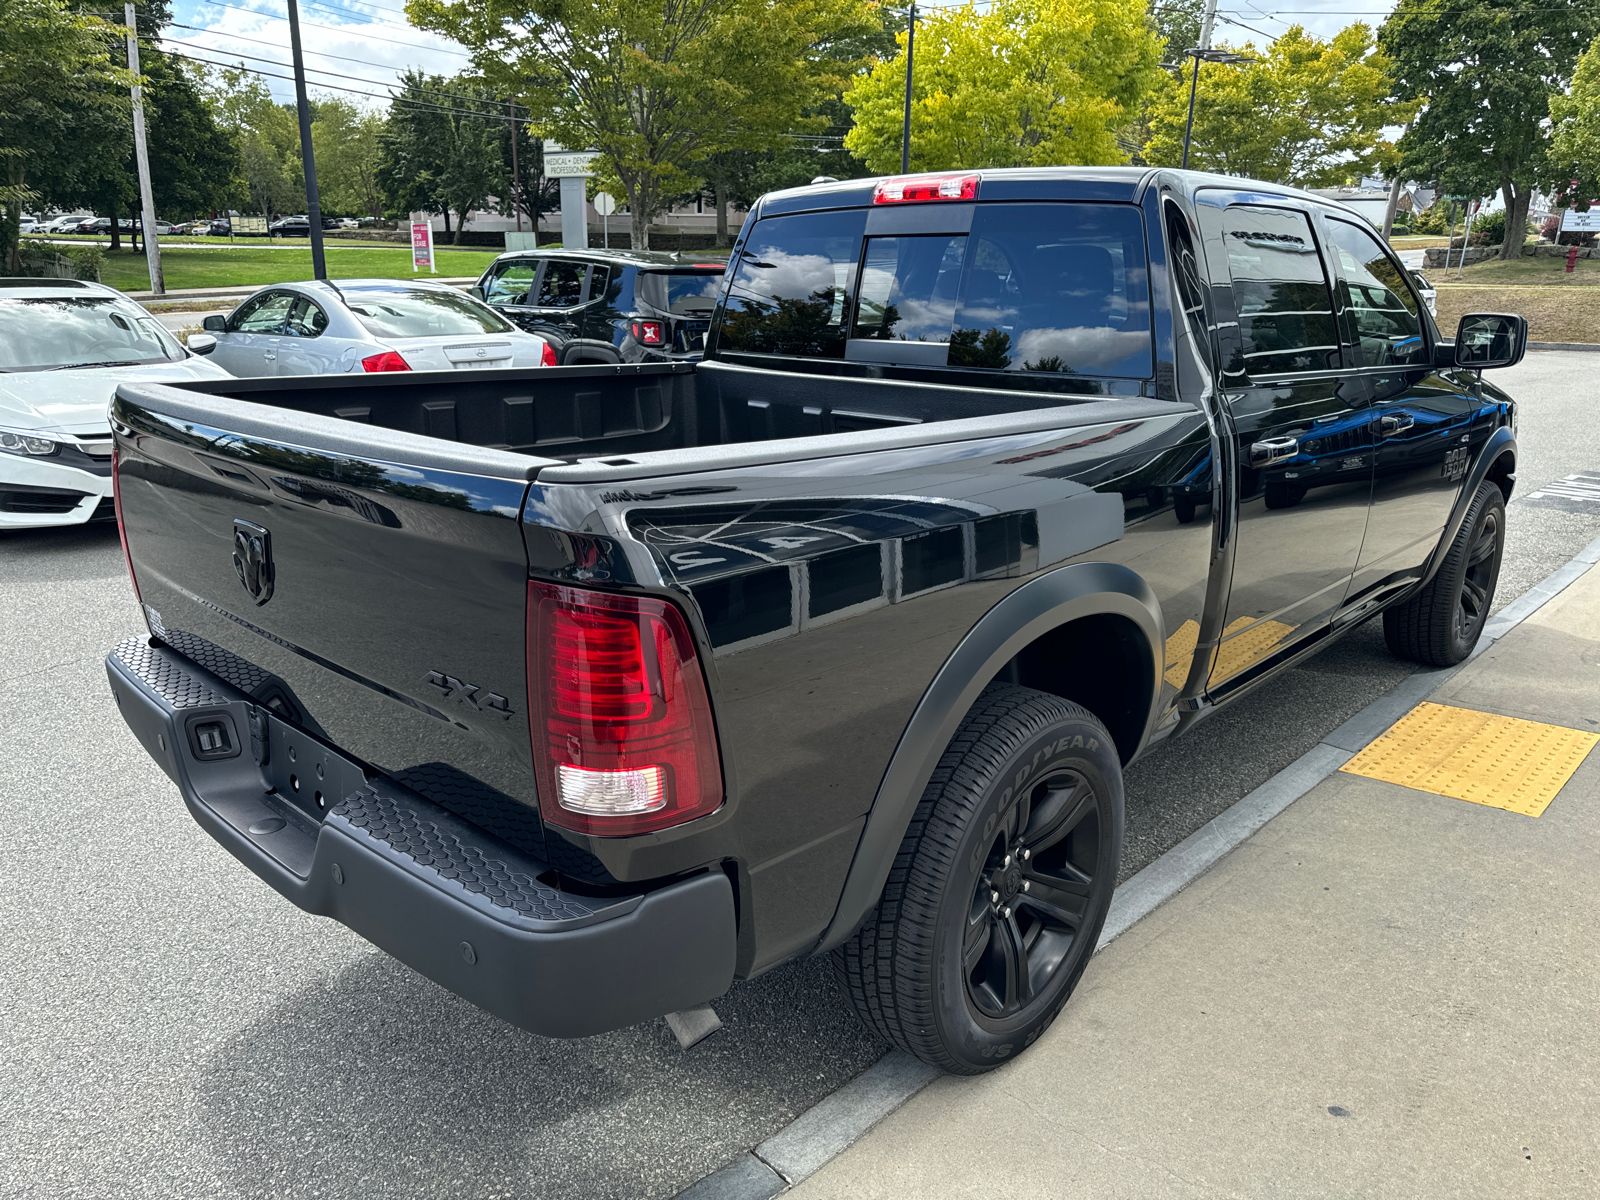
105 636 736 1038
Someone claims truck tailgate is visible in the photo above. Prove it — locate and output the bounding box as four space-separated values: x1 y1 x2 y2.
112 382 557 855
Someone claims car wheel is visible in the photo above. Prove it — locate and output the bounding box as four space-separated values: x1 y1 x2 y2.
1383 479 1506 666
1174 497 1198 524
834 683 1123 1074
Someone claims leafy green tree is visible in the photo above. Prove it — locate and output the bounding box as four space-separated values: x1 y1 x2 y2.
1143 24 1400 186
1150 0 1204 63
1383 0 1600 261
311 97 384 218
376 71 504 240
1546 34 1600 215
193 64 300 217
844 0 1162 172
405 0 877 250
0 0 132 270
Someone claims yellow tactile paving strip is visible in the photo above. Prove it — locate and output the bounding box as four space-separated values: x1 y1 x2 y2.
1164 617 1300 688
1341 702 1600 818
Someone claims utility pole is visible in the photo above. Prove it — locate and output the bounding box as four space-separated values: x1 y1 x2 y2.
508 99 522 233
900 3 916 173
286 0 327 280
124 4 163 295
1182 0 1219 170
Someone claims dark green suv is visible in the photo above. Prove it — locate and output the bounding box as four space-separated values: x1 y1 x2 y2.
472 249 727 365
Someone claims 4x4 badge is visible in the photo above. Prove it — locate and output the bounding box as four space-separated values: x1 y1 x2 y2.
232 519 274 605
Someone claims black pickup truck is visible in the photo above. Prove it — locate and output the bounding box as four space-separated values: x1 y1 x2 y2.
106 168 1525 1074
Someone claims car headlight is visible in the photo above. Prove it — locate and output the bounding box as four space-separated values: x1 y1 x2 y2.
0 430 59 456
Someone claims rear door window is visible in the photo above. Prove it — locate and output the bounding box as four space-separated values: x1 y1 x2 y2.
538 261 586 307
1222 206 1340 375
719 208 866 359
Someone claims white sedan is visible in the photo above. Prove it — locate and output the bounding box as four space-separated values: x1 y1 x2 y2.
200 279 556 377
0 278 233 530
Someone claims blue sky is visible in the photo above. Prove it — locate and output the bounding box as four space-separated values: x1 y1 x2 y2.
161 0 1402 108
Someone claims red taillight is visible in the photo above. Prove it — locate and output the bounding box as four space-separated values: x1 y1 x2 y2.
111 446 142 603
872 172 980 204
631 320 664 346
361 350 411 372
529 581 722 836
540 339 558 367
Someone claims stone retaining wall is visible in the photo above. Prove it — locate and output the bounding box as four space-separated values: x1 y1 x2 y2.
1422 243 1600 268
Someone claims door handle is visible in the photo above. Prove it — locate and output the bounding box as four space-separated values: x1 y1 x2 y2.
1249 437 1299 467
263 351 276 361
1378 413 1415 436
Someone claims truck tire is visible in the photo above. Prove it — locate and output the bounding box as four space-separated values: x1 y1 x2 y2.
1383 479 1505 666
834 683 1123 1074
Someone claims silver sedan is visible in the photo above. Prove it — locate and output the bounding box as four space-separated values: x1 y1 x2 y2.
198 279 556 377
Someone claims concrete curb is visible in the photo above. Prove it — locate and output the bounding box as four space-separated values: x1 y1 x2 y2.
671 531 1600 1200
1529 341 1600 352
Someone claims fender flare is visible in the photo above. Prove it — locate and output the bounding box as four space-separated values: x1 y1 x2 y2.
1416 426 1516 592
814 561 1164 955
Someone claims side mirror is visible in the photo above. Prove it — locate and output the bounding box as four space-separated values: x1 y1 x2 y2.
201 314 227 333
186 332 218 355
1454 312 1527 370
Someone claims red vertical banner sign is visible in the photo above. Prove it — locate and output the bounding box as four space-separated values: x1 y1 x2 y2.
411 221 436 274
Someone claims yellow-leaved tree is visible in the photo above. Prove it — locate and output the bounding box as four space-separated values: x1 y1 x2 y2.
843 0 1163 173
1142 24 1403 187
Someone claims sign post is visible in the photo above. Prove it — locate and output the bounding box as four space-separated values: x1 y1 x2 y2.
411 220 436 274
593 191 616 249
545 143 599 249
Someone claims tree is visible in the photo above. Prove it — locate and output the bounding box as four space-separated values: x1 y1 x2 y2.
1546 35 1600 217
376 71 504 240
405 0 878 250
193 64 300 217
1383 0 1600 261
843 0 1163 173
1142 24 1400 187
311 97 384 217
0 0 132 270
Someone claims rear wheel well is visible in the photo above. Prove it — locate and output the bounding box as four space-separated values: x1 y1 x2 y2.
990 613 1153 764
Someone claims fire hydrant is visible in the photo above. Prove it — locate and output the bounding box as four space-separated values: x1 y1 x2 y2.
1567 245 1580 273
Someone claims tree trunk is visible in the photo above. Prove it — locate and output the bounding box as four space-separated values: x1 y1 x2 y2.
714 179 729 248
624 177 649 252
1381 176 1402 239
108 199 121 251
3 159 22 274
1499 181 1529 261
441 208 452 237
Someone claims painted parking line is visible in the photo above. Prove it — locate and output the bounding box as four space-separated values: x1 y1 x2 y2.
1341 701 1600 817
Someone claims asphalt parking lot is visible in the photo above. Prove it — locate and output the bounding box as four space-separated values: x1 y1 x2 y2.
5 351 1599 1200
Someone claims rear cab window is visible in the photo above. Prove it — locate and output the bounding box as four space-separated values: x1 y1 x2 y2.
717 202 1152 382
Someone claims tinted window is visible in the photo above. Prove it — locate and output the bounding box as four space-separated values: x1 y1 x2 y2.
1326 220 1424 367
232 292 293 334
1222 206 1339 375
284 297 327 338
586 265 612 303
720 208 865 359
343 288 514 337
0 297 183 371
485 262 536 305
538 261 586 307
637 269 724 315
849 203 1152 377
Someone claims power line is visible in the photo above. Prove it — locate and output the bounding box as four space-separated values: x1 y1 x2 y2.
165 19 458 76
189 0 477 59
162 34 521 109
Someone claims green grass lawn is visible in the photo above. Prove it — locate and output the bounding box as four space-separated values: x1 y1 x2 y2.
1389 235 1451 248
1436 253 1600 286
96 245 494 291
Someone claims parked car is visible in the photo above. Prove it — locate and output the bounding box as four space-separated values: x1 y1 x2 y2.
106 167 1525 1074
269 216 312 236
0 277 231 530
18 216 37 234
38 215 87 234
198 279 556 377
474 248 726 364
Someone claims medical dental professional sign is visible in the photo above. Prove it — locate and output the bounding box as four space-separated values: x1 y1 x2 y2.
411 220 436 273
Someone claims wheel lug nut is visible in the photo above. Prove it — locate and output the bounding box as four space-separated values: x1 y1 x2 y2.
991 890 1000 904
1021 848 1031 860
1001 906 1012 919
1022 880 1031 892
1003 854 1012 867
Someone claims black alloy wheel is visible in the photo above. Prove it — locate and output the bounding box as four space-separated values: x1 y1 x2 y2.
963 768 1102 1019
1383 478 1506 666
834 683 1123 1074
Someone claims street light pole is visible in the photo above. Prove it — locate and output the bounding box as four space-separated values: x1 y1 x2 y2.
900 3 915 173
286 0 326 280
1182 53 1201 170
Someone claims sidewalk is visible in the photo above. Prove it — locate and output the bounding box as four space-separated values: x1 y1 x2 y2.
791 565 1600 1199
